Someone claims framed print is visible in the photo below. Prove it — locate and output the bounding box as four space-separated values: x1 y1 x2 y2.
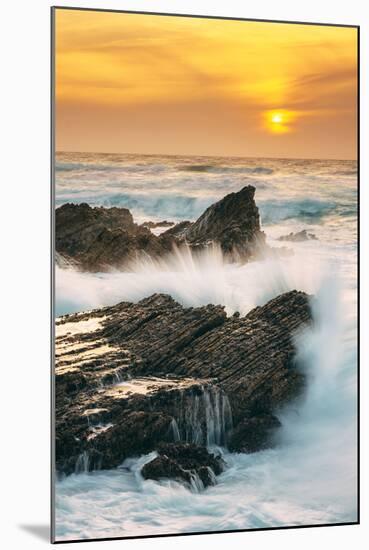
51 6 359 543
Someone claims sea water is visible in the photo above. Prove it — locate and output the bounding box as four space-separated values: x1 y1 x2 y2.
54 152 357 540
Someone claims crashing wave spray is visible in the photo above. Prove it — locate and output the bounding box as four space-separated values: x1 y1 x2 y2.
56 264 357 539
273 274 357 513
55 241 323 317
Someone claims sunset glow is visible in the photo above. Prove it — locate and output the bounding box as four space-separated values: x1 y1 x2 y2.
272 114 283 124
54 9 357 159
264 110 297 134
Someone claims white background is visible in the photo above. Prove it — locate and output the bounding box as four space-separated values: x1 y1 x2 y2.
1 0 367 548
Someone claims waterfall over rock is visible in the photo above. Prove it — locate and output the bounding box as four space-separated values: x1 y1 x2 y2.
74 451 90 474
174 386 233 447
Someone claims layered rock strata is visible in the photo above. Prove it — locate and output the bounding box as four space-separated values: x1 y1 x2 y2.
55 290 311 480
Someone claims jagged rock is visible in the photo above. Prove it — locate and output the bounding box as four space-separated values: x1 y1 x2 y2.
141 443 225 488
162 220 193 239
278 229 318 242
55 186 267 271
179 186 266 259
55 290 311 476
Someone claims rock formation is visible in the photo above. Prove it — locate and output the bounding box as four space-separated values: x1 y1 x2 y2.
55 202 174 272
141 443 225 489
55 290 311 480
278 229 318 242
55 186 266 271
177 185 266 259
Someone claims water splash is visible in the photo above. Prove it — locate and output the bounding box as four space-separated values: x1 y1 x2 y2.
55 241 325 318
54 153 357 540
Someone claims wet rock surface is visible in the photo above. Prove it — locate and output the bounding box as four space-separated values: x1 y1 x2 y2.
55 290 311 478
141 443 225 488
55 186 266 271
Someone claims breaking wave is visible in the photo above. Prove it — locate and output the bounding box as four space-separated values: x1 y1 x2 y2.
56 161 167 174
55 245 316 317
55 250 357 540
55 162 118 172
56 193 216 222
55 153 357 226
259 198 338 224
54 151 357 540
55 194 354 226
332 169 357 177
177 164 274 175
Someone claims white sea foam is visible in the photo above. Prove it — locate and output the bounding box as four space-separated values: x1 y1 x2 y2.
54 153 357 540
55 235 352 318
55 247 357 540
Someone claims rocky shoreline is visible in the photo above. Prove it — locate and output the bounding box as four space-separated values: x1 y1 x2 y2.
55 186 268 271
55 290 311 485
55 186 313 489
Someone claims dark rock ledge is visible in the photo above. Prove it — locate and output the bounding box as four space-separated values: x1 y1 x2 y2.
141 443 225 489
55 290 311 485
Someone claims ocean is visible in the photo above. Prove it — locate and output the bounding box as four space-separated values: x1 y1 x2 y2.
54 152 358 540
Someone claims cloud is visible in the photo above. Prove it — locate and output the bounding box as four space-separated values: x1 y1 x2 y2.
55 10 357 159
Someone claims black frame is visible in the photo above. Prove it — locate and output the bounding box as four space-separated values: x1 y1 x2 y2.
50 6 360 544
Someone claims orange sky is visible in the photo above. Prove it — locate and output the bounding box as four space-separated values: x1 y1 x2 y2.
54 9 358 160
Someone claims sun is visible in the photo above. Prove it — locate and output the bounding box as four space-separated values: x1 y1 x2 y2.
264 110 295 134
271 113 283 124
